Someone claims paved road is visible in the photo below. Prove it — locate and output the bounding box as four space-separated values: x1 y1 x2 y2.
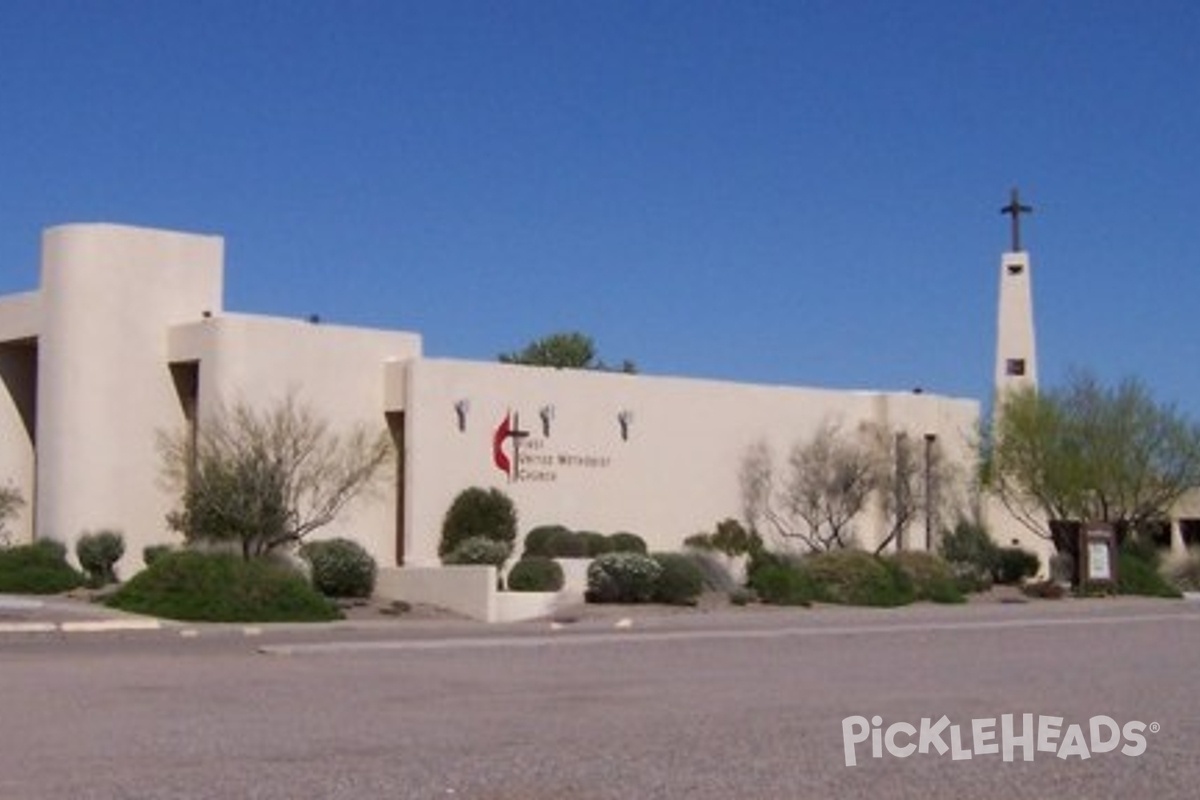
2 599 1197 799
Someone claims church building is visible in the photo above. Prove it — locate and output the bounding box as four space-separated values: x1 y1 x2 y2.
1 221 1000 618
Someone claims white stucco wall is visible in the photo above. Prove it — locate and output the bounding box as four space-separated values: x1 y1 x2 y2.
35 224 224 571
396 359 981 566
168 313 422 566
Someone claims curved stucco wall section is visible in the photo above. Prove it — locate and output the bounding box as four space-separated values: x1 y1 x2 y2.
402 359 981 566
36 224 223 568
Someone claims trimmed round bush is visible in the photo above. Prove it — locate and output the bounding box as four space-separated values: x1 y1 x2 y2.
651 552 705 605
299 538 378 598
578 531 611 557
607 532 648 554
991 547 1040 585
0 539 85 594
523 525 571 557
76 529 125 586
506 557 565 592
803 550 915 607
548 529 589 558
749 562 816 606
586 552 662 603
106 550 341 622
439 487 517 558
888 551 965 604
444 536 513 568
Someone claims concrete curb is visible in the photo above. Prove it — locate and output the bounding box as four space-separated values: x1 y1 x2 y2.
0 622 58 634
0 619 162 634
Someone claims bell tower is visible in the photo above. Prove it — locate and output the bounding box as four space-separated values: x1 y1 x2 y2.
994 188 1038 404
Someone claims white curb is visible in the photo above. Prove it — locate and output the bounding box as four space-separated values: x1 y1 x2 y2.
58 619 162 633
0 622 57 634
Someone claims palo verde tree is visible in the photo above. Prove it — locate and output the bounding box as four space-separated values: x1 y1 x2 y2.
499 331 636 373
741 423 877 552
982 371 1200 549
160 396 392 559
741 422 961 555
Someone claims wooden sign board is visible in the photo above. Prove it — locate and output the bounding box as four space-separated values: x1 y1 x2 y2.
1079 523 1117 585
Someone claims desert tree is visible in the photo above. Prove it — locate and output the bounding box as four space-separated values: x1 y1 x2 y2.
741 422 876 552
161 395 392 559
500 331 636 373
982 371 1200 550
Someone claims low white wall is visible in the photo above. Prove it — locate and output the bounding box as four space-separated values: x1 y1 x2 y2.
376 565 573 622
494 591 560 623
376 566 496 622
556 558 591 597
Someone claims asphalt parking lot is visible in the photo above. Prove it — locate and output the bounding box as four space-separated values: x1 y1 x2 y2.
2 597 1197 799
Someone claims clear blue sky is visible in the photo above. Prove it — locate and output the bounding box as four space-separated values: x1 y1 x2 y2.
2 1 1198 415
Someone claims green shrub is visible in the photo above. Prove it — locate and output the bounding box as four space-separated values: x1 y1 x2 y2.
525 525 567 557
992 547 1040 585
578 531 611 557
444 536 513 568
143 544 175 567
547 529 588 558
299 538 378 598
709 518 762 556
651 552 706 606
1165 549 1200 592
506 557 565 592
106 550 340 622
1115 543 1181 598
887 551 965 604
684 532 713 550
0 539 86 594
439 487 517 558
76 529 126 586
607 532 648 554
748 562 816 606
803 550 915 607
523 525 571 557
940 520 998 568
585 552 661 603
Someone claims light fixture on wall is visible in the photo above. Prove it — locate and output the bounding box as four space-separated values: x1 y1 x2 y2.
539 404 555 437
454 399 470 432
618 409 634 441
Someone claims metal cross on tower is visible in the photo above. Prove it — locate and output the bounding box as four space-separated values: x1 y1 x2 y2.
1000 188 1033 252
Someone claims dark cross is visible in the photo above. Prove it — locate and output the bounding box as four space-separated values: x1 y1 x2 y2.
1000 188 1033 252
508 412 530 482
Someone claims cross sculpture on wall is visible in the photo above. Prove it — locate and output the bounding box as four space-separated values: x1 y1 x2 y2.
1000 188 1033 252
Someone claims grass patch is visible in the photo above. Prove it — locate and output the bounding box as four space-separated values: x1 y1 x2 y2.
107 550 342 622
